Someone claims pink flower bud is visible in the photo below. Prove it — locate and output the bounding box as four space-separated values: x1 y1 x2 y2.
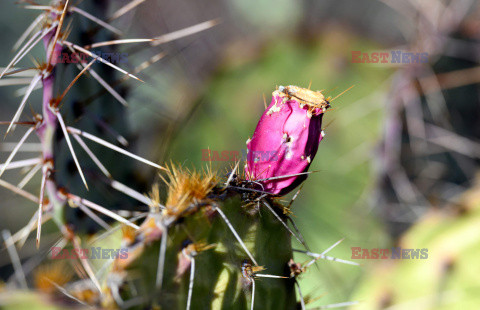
245 85 330 196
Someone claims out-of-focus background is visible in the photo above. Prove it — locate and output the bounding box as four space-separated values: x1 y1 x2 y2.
0 0 479 309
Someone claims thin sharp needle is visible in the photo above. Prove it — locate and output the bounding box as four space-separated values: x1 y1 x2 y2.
295 281 306 310
78 203 111 230
1 24 56 79
0 30 41 79
66 45 127 106
87 38 153 49
0 78 35 86
109 0 146 21
151 19 220 46
110 180 154 206
6 74 42 134
224 160 240 188
255 171 316 182
2 230 28 289
250 278 255 310
57 113 88 190
0 157 40 171
13 14 45 51
0 67 37 77
0 178 39 203
22 5 53 10
46 278 90 307
47 0 70 65
86 213 147 246
213 205 258 266
18 162 42 189
71 236 102 293
12 211 52 248
321 238 345 256
71 7 122 35
254 274 288 279
68 126 165 171
262 200 305 247
68 194 140 229
59 59 96 102
0 127 35 177
36 168 48 248
63 41 143 82
156 225 168 289
317 301 359 309
16 210 38 248
186 256 195 310
72 133 111 178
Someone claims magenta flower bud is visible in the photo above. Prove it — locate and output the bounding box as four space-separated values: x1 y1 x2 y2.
245 85 330 196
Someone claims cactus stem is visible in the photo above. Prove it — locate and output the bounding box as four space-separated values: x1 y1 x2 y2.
212 204 259 266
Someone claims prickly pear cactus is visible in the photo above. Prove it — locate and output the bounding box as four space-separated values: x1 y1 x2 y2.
102 166 296 309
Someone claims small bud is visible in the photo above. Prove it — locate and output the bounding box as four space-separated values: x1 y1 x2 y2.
246 85 330 196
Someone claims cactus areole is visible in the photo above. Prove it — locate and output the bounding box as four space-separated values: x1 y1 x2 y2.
246 85 330 196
